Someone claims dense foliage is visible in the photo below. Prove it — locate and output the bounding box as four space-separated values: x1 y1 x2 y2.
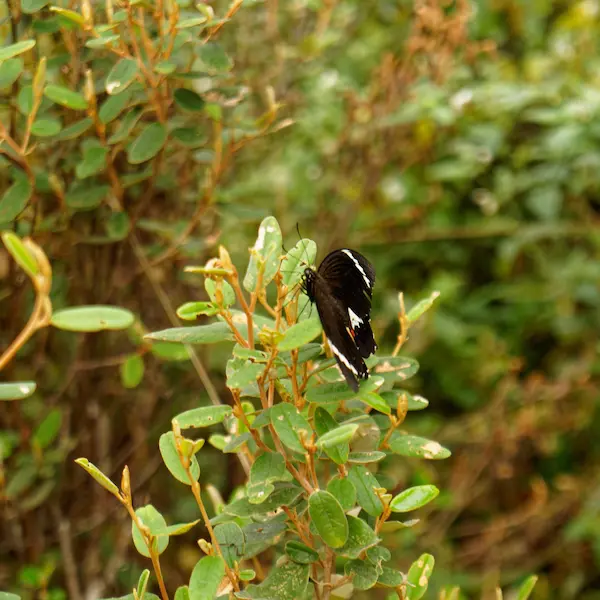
1 0 599 598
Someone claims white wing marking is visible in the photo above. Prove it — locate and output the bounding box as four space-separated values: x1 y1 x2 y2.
348 308 363 329
342 249 371 288
327 339 358 376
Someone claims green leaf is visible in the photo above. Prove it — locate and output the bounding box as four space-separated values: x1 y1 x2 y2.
348 451 386 464
0 58 24 88
44 84 88 109
0 169 32 222
76 146 108 178
381 391 429 411
327 476 356 511
0 591 23 600
370 355 419 381
51 306 135 332
243 216 282 292
225 483 302 518
314 407 348 464
249 452 288 485
235 561 309 600
407 291 440 323
99 90 132 124
175 586 190 600
316 423 358 450
54 117 93 141
205 278 235 307
387 433 451 460
281 239 317 290
1 232 38 278
214 522 245 567
32 409 61 449
357 390 390 414
49 6 84 24
242 515 287 559
227 360 263 389
305 376 383 405
0 381 37 401
155 60 176 74
195 42 233 73
106 211 130 240
377 567 406 588
5 464 36 498
308 490 348 548
277 316 322 351
145 322 234 344
65 183 110 211
344 559 378 590
176 16 208 28
120 354 144 389
347 466 383 517
517 575 539 600
177 301 219 320
174 405 232 429
31 118 61 137
338 516 380 559
285 541 319 564
406 553 435 600
75 457 120 496
108 108 142 144
189 555 225 600
151 520 201 537
127 123 167 164
106 58 138 94
136 569 150 599
270 403 311 453
0 40 36 61
21 0 48 13
390 485 439 513
85 34 120 48
174 88 205 111
132 505 169 557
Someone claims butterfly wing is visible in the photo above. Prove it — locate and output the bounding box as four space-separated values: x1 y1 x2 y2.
313 279 368 392
317 249 377 358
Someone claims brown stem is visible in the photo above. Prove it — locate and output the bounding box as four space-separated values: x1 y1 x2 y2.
0 293 50 371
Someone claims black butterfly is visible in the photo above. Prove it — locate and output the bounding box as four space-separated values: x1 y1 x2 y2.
301 248 377 392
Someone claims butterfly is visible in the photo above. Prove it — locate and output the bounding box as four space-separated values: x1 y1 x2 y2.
301 248 377 391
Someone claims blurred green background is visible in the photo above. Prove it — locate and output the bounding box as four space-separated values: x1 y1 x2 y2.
1 0 600 597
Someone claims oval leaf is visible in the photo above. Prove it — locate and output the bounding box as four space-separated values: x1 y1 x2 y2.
0 381 37 401
243 216 282 292
390 484 439 513
0 169 32 222
44 84 88 109
347 465 383 517
278 316 322 351
0 40 36 61
174 405 232 429
270 403 311 453
189 555 225 600
406 553 435 600
145 322 234 344
75 457 120 496
387 433 451 460
308 490 349 548
132 505 169 557
106 58 138 94
51 305 135 332
316 423 358 450
127 122 167 164
280 239 317 289
160 432 200 485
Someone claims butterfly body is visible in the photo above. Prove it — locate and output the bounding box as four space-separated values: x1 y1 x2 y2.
302 248 377 391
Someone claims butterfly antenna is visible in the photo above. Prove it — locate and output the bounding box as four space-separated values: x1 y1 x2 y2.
296 223 312 267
